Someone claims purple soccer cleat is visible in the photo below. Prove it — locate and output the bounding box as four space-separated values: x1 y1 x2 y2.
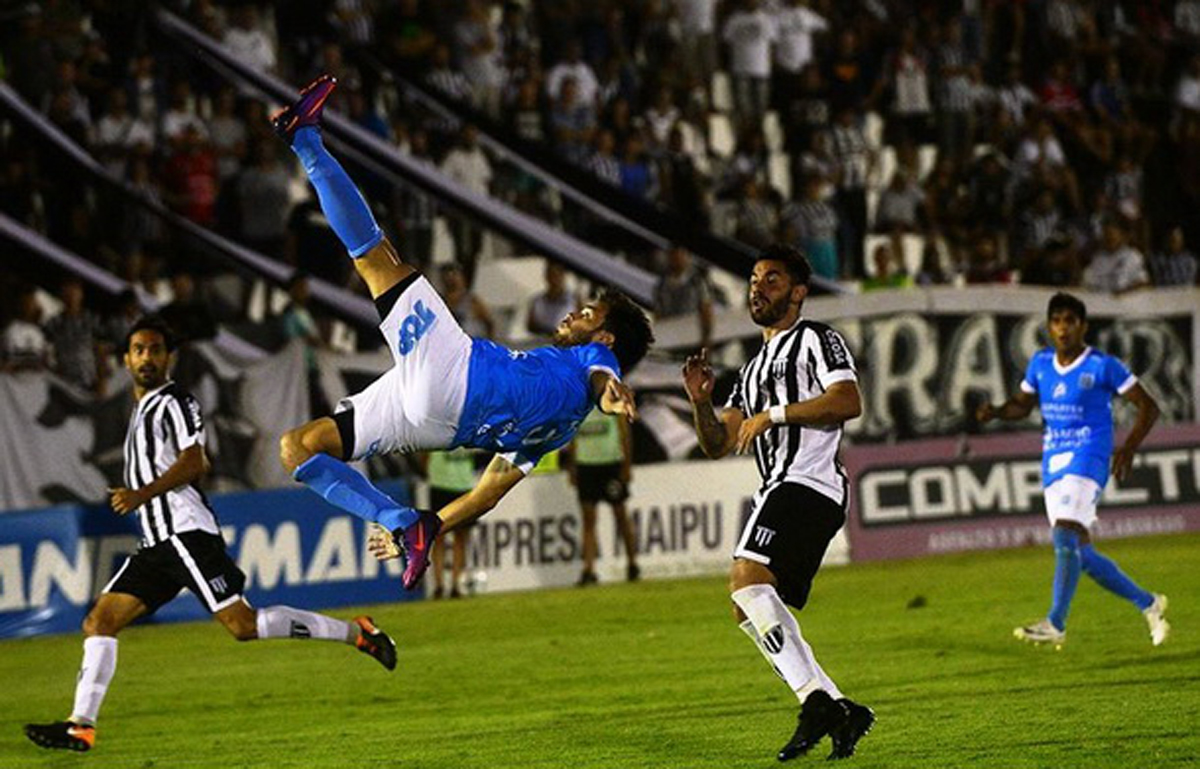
396 511 442 591
270 74 337 142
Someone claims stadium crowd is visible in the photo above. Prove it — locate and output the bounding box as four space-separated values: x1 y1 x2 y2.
2 0 1200 378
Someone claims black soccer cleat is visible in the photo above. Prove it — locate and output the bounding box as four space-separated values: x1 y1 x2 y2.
778 689 844 761
270 74 337 143
827 697 875 760
397 511 442 591
353 615 397 671
24 720 95 752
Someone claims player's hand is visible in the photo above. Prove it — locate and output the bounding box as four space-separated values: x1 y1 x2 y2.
1112 445 1136 481
601 377 638 422
735 412 771 454
108 486 148 515
367 523 403 561
682 348 715 404
975 402 996 423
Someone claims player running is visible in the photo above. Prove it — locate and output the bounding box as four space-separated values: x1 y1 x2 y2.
25 316 396 753
977 292 1169 647
271 76 653 590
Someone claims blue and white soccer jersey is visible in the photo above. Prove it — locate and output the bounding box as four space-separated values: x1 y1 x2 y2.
337 275 472 459
1021 346 1137 527
338 274 620 472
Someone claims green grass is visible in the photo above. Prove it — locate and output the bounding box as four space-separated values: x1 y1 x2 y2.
1 533 1197 769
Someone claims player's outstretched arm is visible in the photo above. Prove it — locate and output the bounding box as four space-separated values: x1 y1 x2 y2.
594 372 639 422
1112 383 1160 480
109 445 210 515
681 348 740 459
976 390 1037 424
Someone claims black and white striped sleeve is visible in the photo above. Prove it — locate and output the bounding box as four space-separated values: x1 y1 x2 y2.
811 324 857 389
723 364 746 415
163 393 206 451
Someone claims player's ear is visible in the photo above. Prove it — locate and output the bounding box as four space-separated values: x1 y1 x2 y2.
791 283 808 305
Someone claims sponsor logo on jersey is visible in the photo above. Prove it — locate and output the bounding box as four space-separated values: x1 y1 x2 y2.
397 300 437 356
1052 382 1067 399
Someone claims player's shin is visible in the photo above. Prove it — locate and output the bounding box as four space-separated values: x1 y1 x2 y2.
732 584 842 701
293 453 418 531
255 606 355 642
1048 526 1083 630
289 127 384 258
71 637 118 725
1079 545 1154 609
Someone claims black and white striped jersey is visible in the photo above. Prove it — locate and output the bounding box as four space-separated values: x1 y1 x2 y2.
725 317 857 504
122 381 219 547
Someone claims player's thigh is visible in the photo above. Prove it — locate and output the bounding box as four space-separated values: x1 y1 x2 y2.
168 532 248 615
352 238 418 299
281 415 345 468
83 591 149 636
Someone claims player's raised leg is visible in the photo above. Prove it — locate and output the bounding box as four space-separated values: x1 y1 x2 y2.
24 593 146 752
1079 544 1169 645
214 599 397 670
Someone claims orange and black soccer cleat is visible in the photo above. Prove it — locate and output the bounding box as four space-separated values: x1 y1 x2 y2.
354 615 397 671
25 720 96 752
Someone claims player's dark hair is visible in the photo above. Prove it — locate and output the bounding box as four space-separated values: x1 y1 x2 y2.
757 244 813 286
1047 292 1087 323
125 314 178 353
597 288 653 373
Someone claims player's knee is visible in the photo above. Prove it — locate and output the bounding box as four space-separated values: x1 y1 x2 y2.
223 616 258 642
82 612 114 637
279 428 313 473
728 559 772 594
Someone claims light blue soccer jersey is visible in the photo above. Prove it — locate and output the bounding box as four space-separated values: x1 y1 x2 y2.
1021 346 1137 488
452 340 621 471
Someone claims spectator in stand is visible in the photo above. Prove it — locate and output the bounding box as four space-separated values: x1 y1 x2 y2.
161 79 207 150
2 287 49 372
95 87 155 177
392 129 437 273
1148 226 1198 287
280 272 328 416
425 43 474 103
45 278 108 395
784 65 831 167
223 5 277 78
236 140 292 258
996 64 1038 127
1102 155 1145 227
823 28 879 113
964 235 1012 284
1015 187 1065 264
659 125 709 226
782 175 838 281
41 60 92 137
510 79 547 143
862 243 914 291
122 157 166 255
723 0 777 127
1090 57 1155 160
550 76 597 167
674 0 719 104
162 124 218 228
1083 220 1150 294
208 87 248 184
873 172 926 234
617 134 659 202
935 18 976 167
546 41 599 108
772 0 828 111
829 107 872 278
160 272 217 345
882 25 933 146
454 0 505 117
914 241 950 286
586 129 622 186
440 126 493 284
125 53 164 127
643 87 680 150
1021 231 1082 287
732 177 778 249
654 245 714 351
526 261 579 338
1014 117 1082 212
439 263 495 340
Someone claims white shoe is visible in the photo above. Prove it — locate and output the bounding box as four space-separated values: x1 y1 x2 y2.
1014 619 1066 647
1143 594 1170 647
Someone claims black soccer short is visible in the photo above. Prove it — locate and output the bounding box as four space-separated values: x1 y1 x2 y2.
104 531 247 615
734 482 846 610
575 463 629 505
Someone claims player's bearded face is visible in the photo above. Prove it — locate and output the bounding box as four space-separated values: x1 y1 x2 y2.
1048 311 1086 354
125 331 170 388
554 302 606 346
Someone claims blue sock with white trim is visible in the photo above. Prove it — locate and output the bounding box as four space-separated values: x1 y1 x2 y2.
1047 526 1082 631
1080 544 1154 610
293 453 417 531
290 127 384 258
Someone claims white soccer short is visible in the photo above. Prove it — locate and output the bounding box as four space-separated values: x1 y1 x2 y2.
336 275 471 460
1043 474 1102 529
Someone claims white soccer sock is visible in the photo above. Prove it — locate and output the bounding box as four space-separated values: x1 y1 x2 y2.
732 584 842 702
255 606 355 643
71 636 118 725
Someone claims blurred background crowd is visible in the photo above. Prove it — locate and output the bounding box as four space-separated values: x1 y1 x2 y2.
2 0 1199 390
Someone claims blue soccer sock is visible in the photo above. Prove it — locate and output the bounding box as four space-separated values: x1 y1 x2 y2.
289 127 384 258
1047 526 1082 631
1080 544 1154 610
293 453 417 531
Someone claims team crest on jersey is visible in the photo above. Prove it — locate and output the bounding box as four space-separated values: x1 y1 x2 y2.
1052 382 1068 399
771 359 788 378
1079 373 1095 389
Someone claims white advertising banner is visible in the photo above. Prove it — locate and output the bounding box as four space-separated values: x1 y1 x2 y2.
428 458 850 595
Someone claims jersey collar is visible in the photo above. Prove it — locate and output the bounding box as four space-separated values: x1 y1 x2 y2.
1052 346 1091 376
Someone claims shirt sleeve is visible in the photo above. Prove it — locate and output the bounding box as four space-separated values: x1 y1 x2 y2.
813 325 857 389
575 343 622 381
164 394 206 451
724 365 746 413
1020 355 1040 395
1104 355 1137 395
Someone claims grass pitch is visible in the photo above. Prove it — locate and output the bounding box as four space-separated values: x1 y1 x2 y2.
1 532 1196 769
